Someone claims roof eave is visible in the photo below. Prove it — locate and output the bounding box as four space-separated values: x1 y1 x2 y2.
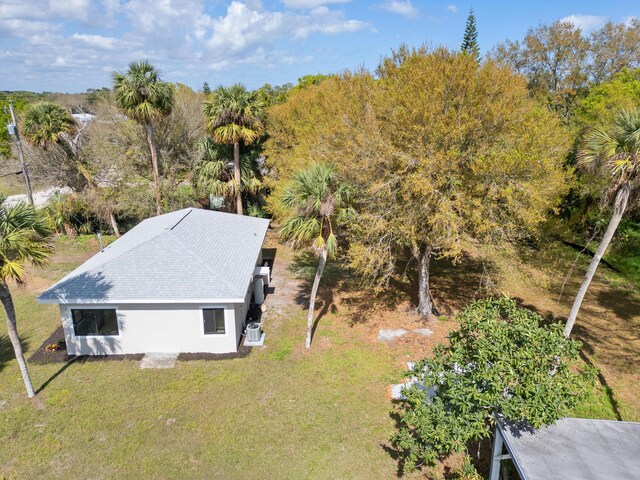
37 296 246 305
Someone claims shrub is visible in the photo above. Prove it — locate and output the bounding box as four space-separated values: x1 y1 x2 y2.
391 296 595 473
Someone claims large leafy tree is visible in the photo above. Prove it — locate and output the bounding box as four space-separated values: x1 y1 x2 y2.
490 21 589 119
204 84 265 215
112 61 174 215
358 49 569 317
278 164 355 348
266 51 570 318
392 297 593 474
564 109 640 337
0 198 53 398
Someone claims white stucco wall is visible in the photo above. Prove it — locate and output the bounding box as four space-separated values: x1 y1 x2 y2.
60 302 241 355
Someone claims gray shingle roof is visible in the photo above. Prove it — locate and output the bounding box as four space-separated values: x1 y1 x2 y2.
38 208 270 304
498 417 640 479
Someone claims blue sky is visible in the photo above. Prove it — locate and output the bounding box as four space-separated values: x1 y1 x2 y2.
0 0 638 93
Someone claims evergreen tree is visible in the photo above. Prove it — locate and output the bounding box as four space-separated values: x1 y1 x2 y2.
461 8 480 61
202 81 211 95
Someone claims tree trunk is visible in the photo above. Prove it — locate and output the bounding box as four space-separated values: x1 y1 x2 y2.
108 209 121 238
0 280 35 398
564 185 630 337
233 141 243 215
145 122 162 215
416 245 433 318
306 248 327 349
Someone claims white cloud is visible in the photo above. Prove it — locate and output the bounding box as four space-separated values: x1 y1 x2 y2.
49 0 93 22
446 4 458 14
623 15 638 27
206 1 369 55
281 0 350 8
71 33 117 49
560 14 607 32
0 0 371 91
380 1 418 19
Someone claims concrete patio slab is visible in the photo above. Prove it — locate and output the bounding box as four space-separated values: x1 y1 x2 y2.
139 352 178 369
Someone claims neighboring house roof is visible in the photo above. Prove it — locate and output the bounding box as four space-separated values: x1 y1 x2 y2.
496 417 640 480
38 208 270 304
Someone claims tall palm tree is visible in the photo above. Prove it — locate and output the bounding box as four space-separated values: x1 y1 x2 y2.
0 198 53 398
112 61 174 215
204 84 264 215
194 137 262 209
564 109 640 337
23 102 120 236
279 164 356 348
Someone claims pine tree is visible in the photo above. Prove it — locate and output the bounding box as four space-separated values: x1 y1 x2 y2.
202 81 211 95
461 8 480 61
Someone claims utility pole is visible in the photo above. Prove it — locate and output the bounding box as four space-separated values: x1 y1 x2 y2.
6 100 34 206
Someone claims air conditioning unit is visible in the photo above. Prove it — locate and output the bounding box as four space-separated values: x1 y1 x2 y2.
246 322 262 342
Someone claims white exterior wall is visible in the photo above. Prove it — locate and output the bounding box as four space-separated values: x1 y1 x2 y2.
234 280 255 346
60 302 242 355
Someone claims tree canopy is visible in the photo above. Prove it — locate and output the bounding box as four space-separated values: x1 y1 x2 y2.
266 48 571 316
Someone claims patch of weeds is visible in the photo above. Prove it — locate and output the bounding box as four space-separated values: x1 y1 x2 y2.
571 385 618 420
269 341 293 360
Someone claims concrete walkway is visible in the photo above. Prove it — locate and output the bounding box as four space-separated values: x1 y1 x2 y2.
139 352 178 369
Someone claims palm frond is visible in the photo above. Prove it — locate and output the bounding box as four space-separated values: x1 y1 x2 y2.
580 108 640 200
0 200 53 283
23 102 76 148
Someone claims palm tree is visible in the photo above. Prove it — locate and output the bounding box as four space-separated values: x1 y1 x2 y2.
279 164 356 348
0 198 53 398
204 84 264 215
112 61 174 215
23 102 94 185
23 102 120 236
564 109 640 337
194 137 262 209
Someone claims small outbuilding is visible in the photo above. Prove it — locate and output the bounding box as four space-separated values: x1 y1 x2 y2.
38 208 270 355
490 417 640 480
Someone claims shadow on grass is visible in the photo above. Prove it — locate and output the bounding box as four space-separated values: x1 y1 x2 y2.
594 288 640 322
35 356 81 395
0 333 29 374
288 250 493 332
578 349 623 421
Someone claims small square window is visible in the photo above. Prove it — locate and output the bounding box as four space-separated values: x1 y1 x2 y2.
203 308 225 335
72 309 119 336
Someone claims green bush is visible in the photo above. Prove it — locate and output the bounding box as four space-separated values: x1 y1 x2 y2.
391 296 595 473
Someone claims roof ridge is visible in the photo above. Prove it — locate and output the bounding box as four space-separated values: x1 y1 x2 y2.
166 229 240 295
169 208 193 230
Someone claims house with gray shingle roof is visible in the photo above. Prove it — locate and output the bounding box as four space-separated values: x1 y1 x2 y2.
37 208 270 355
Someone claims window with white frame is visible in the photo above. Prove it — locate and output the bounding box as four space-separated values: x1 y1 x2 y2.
203 308 225 334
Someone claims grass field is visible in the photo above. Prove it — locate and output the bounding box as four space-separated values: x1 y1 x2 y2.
0 231 638 479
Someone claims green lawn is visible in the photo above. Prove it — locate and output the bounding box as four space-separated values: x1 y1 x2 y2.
1 234 638 479
0 236 401 479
